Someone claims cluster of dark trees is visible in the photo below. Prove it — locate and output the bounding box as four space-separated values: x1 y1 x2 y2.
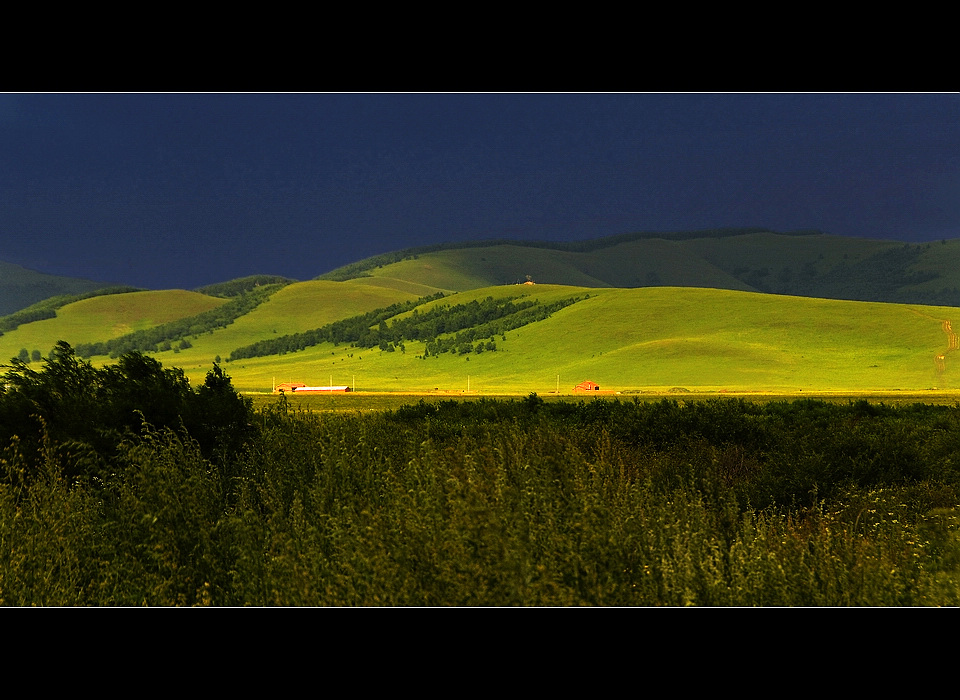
75 284 285 358
0 341 254 483
15 348 44 364
194 275 296 298
227 293 446 360
417 296 583 357
228 293 582 361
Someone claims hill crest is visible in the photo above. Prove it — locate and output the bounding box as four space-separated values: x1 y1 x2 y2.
0 260 115 316
318 229 960 306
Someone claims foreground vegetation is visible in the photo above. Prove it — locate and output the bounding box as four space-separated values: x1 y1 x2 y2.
1 347 959 605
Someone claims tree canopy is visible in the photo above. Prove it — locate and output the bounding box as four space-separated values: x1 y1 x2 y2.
0 341 253 482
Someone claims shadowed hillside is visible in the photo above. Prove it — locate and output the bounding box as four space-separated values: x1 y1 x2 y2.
0 261 114 316
319 229 960 306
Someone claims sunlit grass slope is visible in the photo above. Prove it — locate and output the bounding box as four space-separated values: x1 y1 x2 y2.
148 278 437 373
6 279 959 395
0 290 226 363
189 285 960 395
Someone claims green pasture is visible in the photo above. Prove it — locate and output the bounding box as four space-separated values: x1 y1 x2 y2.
5 280 960 396
178 286 960 394
159 279 426 361
223 278 428 336
0 290 226 363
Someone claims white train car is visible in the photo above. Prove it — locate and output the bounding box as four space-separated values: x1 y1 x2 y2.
292 386 351 393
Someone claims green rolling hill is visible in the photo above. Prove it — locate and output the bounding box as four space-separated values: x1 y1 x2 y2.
321 229 960 306
0 290 228 362
4 228 960 395
179 285 958 394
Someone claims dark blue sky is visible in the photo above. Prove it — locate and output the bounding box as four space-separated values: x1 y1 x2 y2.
1 92 957 290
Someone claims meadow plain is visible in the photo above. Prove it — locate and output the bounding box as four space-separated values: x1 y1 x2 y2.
5 282 960 398
178 285 960 396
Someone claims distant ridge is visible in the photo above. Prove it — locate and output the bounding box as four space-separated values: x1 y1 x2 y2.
318 228 960 307
0 260 117 316
318 227 820 281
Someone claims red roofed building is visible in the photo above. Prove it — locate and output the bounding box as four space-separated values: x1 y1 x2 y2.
574 381 600 392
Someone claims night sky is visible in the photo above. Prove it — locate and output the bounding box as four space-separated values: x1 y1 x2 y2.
1 92 957 291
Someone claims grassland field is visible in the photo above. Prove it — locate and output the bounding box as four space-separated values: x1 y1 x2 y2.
197 285 960 395
5 278 960 398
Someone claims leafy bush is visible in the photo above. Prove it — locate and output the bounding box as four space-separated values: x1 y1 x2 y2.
1 391 959 605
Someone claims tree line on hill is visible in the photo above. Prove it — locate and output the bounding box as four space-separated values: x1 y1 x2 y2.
418 296 584 357
226 292 445 361
193 275 296 298
74 284 286 359
226 293 583 361
0 286 143 338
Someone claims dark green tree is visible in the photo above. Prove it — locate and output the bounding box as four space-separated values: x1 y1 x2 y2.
0 342 254 483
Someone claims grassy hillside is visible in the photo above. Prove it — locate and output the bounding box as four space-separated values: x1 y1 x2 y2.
6 229 960 396
0 290 227 363
5 280 959 395
149 285 960 395
320 230 960 305
152 278 439 365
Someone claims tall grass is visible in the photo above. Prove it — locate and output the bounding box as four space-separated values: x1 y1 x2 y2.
1 397 958 605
